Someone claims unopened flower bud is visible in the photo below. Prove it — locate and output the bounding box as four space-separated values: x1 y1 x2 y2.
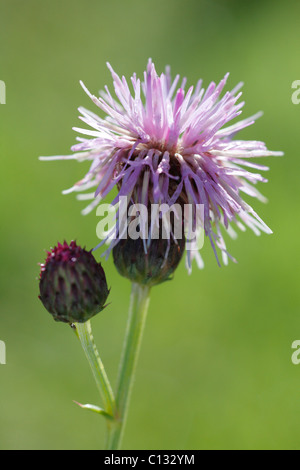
39 241 109 323
113 236 185 288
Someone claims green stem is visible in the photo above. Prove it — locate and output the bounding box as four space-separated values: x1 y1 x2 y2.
76 320 115 417
106 282 151 450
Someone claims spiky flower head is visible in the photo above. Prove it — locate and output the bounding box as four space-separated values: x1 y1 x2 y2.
41 60 283 271
39 241 109 323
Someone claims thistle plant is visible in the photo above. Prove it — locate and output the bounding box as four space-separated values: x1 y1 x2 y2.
39 60 283 449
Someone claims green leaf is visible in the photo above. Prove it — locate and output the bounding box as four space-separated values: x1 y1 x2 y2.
73 401 114 420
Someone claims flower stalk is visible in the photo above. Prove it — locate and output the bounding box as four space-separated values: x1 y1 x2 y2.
106 283 151 450
75 321 115 417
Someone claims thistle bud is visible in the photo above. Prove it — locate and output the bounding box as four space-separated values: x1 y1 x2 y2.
113 236 185 288
39 241 109 324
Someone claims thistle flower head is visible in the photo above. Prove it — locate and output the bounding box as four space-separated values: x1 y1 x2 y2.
41 60 283 271
113 229 185 287
39 241 109 323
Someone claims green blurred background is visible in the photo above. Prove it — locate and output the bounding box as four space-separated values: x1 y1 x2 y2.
0 0 299 450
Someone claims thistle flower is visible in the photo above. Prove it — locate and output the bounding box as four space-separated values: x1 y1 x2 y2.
39 241 109 323
40 60 283 271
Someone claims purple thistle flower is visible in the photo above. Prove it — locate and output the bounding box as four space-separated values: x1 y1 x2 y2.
40 60 283 271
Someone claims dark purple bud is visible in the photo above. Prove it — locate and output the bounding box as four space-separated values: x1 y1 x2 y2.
39 241 109 324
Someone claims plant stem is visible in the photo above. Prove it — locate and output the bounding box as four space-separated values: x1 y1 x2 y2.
76 320 115 417
106 282 151 450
